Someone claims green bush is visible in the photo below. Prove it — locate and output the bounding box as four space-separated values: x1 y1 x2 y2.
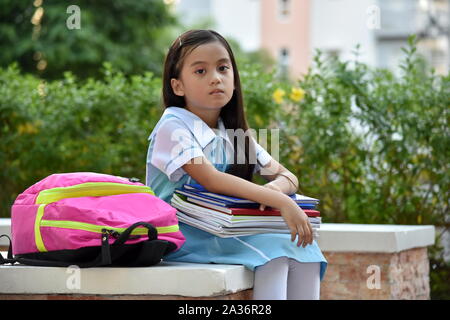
276 37 449 228
0 62 163 215
272 36 449 299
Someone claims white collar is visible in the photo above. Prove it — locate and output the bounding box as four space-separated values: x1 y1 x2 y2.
160 106 233 150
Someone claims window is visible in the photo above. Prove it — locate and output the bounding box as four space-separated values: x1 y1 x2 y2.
324 49 340 60
278 0 291 22
277 47 290 79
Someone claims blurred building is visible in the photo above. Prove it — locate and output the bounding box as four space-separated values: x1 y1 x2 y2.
310 0 378 67
172 0 261 52
172 0 449 78
260 0 310 78
376 0 449 74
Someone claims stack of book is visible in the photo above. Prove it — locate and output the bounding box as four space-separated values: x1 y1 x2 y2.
170 183 321 239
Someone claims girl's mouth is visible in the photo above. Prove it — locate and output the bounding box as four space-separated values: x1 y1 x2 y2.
210 89 224 95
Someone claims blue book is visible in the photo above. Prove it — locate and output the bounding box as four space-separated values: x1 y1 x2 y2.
180 183 319 208
174 189 262 208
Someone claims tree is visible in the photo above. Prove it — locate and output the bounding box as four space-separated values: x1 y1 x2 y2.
0 0 177 79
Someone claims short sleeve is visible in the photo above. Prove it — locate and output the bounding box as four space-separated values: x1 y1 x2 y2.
149 118 205 182
252 138 273 174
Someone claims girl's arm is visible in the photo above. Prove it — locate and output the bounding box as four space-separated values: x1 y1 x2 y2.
256 158 299 211
182 157 313 247
257 158 299 195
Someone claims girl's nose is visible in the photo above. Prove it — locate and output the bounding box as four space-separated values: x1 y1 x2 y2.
210 71 222 85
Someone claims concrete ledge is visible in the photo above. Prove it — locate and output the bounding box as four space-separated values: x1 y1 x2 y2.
316 223 435 253
0 260 253 298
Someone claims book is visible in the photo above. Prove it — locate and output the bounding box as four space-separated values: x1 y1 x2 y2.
171 193 320 239
182 183 320 206
175 211 320 238
175 188 318 210
174 191 320 216
172 194 321 225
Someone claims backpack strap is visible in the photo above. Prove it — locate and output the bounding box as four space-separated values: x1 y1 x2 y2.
0 234 14 265
113 221 158 246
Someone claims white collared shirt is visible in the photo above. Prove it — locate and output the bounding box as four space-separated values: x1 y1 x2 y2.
146 106 272 184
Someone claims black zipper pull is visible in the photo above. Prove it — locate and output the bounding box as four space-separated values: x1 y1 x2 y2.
100 229 112 265
101 228 109 242
107 230 121 239
105 229 140 240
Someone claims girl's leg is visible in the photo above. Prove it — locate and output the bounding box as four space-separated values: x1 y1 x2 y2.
252 257 289 300
287 259 321 300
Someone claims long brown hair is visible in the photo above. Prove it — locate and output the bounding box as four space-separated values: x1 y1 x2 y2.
162 29 256 181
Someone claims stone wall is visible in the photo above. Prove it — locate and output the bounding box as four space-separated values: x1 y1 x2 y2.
320 247 430 300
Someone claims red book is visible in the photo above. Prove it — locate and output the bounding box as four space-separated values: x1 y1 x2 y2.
229 207 320 217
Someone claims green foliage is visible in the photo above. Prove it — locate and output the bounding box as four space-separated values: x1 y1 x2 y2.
272 36 449 299
429 235 450 300
0 63 162 215
1 35 447 227
240 62 279 129
0 0 176 80
278 36 449 229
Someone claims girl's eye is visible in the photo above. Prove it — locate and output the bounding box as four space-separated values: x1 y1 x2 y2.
194 65 229 74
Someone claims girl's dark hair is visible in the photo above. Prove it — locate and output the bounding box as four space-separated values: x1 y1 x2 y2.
162 29 256 181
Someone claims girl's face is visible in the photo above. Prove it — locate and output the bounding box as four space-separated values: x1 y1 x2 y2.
171 41 235 112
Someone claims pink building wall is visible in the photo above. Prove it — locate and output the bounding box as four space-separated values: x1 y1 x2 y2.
260 0 311 79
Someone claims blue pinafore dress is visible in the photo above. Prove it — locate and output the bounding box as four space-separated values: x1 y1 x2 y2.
146 107 327 280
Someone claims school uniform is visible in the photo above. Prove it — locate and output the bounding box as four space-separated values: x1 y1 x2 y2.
146 106 327 281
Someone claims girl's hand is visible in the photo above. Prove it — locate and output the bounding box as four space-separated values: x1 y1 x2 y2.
280 201 313 248
259 182 283 211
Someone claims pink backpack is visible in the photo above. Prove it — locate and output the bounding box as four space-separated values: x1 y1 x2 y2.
1 172 185 267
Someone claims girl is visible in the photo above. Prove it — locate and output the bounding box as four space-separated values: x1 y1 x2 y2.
146 30 327 300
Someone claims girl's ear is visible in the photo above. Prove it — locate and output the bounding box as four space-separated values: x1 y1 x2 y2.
171 78 185 97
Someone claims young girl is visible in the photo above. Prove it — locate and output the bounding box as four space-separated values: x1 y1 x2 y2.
146 30 327 300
